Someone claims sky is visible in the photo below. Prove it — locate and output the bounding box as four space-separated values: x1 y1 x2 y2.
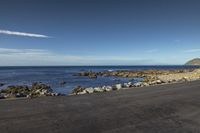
0 0 200 66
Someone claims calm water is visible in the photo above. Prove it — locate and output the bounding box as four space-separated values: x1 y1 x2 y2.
0 66 199 94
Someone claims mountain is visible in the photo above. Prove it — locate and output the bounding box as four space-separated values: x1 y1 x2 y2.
185 58 200 65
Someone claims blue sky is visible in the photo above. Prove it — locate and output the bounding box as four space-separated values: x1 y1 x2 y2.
0 0 200 66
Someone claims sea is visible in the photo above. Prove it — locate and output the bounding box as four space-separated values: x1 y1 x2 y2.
0 66 199 94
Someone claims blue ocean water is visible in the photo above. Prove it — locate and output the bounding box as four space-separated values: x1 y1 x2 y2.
0 66 199 94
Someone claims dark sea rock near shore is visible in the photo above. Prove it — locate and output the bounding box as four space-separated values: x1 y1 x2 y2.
0 83 5 87
75 69 194 78
0 82 60 99
74 71 99 79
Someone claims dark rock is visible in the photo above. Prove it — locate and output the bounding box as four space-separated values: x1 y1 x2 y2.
0 83 5 87
60 80 66 85
71 86 85 95
74 71 98 79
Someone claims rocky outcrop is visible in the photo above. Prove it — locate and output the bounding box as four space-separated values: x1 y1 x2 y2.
74 71 98 79
0 82 61 99
74 69 194 79
70 68 200 96
185 58 200 65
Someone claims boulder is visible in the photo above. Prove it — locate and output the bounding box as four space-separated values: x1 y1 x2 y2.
141 82 150 87
71 86 84 94
102 86 113 91
124 82 133 88
85 87 94 94
94 87 104 92
114 84 122 90
134 82 142 87
77 90 87 95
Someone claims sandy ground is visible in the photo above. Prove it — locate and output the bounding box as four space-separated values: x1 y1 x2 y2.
158 69 200 82
1 80 200 133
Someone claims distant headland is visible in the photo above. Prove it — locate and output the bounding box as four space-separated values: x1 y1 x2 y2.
185 58 200 65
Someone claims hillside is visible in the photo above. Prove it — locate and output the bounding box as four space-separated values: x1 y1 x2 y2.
185 58 200 65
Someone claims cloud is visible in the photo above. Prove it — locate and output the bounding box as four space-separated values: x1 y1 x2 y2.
183 49 200 53
0 29 50 38
0 48 159 66
146 49 159 53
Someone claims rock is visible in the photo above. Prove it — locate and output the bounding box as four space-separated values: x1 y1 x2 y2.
32 82 52 92
134 82 142 87
0 83 5 87
74 71 98 79
142 82 150 87
0 82 63 99
85 87 94 94
114 84 122 90
50 93 60 96
71 86 84 95
77 90 87 95
124 82 133 88
94 87 104 92
89 74 97 79
102 86 113 91
60 80 66 85
0 85 30 98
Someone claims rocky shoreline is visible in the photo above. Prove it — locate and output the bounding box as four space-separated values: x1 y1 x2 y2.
0 82 62 99
70 68 200 95
1 68 200 99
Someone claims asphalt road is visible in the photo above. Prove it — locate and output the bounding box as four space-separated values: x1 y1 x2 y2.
1 81 200 133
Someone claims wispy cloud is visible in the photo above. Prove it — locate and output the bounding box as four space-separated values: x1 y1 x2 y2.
0 29 50 38
146 49 159 53
0 48 158 66
183 49 200 53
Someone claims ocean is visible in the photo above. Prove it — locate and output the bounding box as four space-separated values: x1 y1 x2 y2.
0 65 199 94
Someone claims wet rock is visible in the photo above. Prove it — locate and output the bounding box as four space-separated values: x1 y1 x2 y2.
0 83 5 87
0 82 59 99
0 85 30 98
71 86 85 95
60 80 66 85
74 71 98 79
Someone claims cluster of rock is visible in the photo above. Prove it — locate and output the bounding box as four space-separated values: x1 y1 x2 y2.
74 69 194 78
70 69 200 96
0 82 61 99
70 78 167 95
73 71 100 79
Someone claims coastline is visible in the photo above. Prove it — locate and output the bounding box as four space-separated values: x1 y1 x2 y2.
70 68 200 95
1 67 200 100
